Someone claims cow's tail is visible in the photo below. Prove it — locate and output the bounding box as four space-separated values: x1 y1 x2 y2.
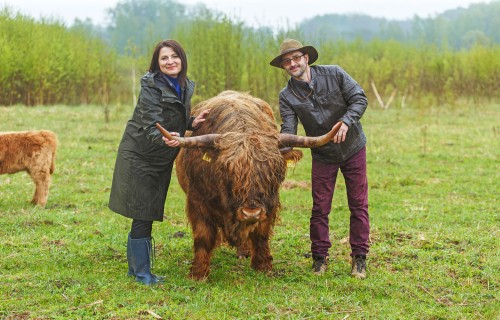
50 132 58 174
41 130 58 174
50 145 56 174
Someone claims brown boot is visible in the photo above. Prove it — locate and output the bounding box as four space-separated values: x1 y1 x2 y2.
351 255 366 279
312 255 328 275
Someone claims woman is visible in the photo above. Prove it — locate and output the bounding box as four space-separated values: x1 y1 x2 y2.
109 40 209 285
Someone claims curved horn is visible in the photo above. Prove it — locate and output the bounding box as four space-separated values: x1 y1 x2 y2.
278 121 343 148
155 123 219 148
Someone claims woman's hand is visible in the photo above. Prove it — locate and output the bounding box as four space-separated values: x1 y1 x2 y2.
162 132 181 147
192 109 210 129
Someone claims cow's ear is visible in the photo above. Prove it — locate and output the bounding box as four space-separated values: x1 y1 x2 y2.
282 149 303 167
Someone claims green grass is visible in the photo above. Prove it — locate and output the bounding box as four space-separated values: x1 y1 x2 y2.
0 102 498 319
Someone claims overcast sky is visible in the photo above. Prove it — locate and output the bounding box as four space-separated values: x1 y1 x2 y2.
1 0 492 28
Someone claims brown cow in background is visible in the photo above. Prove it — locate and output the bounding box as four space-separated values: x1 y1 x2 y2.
0 130 58 207
157 91 341 280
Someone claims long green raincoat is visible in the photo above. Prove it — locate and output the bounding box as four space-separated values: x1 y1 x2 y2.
108 71 195 221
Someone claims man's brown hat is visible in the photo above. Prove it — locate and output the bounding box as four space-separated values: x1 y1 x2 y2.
269 38 318 68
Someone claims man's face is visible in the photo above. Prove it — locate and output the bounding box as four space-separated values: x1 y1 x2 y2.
281 50 309 79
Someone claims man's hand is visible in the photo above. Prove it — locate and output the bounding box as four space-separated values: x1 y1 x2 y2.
332 122 349 144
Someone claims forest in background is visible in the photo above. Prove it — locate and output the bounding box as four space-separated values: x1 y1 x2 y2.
1 0 499 109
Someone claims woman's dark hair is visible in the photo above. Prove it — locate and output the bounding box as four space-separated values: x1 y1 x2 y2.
149 39 188 87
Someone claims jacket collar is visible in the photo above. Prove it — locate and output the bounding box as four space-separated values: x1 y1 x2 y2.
145 71 195 103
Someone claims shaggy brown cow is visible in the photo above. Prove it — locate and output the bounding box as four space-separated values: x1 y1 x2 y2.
156 91 341 280
0 130 57 206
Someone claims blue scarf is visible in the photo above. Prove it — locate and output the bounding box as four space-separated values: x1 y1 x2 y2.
163 74 181 98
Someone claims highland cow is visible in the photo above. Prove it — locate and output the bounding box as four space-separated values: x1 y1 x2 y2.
156 91 341 280
0 130 57 206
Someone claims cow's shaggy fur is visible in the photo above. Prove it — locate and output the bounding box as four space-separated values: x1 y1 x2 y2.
176 91 303 280
0 130 58 206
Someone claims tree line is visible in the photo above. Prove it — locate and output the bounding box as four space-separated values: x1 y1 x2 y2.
300 1 500 49
0 8 116 106
1 3 499 109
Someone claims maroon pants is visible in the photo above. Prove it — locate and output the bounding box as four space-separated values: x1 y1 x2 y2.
310 147 370 257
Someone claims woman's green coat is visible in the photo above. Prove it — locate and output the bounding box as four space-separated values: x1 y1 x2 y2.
108 71 195 221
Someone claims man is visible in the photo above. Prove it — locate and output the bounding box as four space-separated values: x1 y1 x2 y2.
270 39 370 278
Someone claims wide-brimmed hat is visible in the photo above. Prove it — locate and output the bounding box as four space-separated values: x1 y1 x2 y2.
269 38 318 68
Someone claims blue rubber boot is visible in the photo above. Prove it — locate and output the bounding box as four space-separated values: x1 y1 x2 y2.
127 233 164 285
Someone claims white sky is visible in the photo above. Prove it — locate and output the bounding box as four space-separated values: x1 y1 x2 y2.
1 0 492 28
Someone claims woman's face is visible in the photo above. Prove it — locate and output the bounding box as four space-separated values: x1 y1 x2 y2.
158 46 182 77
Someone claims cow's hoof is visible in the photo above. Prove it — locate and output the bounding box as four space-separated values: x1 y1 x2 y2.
31 200 46 207
252 264 272 272
189 273 208 281
189 268 209 281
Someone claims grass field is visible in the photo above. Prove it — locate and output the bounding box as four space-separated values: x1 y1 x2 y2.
0 101 498 319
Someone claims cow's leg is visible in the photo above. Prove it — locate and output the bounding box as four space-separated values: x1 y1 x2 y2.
28 150 53 207
249 224 273 272
189 219 217 280
237 239 251 259
30 168 51 207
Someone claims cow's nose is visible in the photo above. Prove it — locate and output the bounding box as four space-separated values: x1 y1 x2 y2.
248 199 260 209
242 208 262 220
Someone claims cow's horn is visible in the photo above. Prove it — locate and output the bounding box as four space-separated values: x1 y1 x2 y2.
278 121 343 148
155 123 219 148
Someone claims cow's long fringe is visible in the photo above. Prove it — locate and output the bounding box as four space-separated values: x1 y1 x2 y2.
192 91 286 202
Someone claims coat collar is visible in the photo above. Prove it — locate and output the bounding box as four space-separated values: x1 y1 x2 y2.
143 71 195 103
